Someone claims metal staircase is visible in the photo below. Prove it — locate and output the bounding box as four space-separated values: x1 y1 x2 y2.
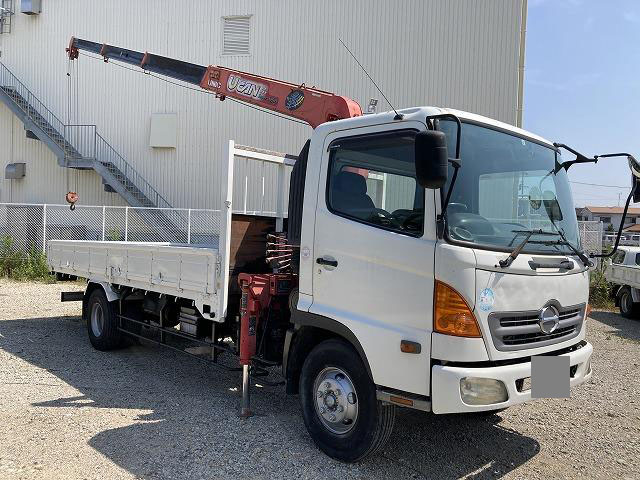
0 61 173 209
0 62 190 242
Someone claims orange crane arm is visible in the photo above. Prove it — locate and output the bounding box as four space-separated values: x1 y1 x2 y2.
67 37 362 129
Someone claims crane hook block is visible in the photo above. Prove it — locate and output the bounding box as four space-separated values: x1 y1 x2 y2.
66 192 79 211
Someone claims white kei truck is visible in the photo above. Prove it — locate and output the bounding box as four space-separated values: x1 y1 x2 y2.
606 246 640 318
47 38 640 462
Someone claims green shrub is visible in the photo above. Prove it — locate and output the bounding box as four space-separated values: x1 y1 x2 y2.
107 227 122 241
0 235 55 282
589 264 614 309
0 235 21 277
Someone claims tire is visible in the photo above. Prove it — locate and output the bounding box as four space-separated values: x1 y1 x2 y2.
299 339 395 462
85 288 125 351
617 287 640 319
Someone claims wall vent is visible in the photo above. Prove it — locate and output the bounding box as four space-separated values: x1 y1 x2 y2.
20 0 40 15
222 16 251 56
5 163 26 179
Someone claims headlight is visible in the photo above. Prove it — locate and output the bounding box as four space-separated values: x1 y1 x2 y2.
460 377 508 405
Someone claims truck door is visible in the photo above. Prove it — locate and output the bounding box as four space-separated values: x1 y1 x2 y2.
310 123 436 396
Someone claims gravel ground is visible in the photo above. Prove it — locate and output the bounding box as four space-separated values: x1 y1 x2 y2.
0 279 638 480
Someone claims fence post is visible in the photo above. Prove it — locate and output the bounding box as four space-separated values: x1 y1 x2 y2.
42 204 47 253
125 207 129 241
102 206 106 241
187 209 192 244
275 162 285 231
244 176 248 215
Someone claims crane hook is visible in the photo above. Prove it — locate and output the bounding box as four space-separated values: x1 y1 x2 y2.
65 192 79 211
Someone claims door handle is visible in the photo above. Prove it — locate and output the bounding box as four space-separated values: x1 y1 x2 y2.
316 257 338 267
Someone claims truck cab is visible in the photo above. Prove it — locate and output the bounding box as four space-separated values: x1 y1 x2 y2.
284 106 592 454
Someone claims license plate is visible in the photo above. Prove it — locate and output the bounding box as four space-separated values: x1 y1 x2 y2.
531 355 570 398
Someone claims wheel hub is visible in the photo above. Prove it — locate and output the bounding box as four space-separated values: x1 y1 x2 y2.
313 367 358 434
90 302 104 337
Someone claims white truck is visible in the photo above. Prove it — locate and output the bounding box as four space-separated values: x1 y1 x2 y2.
46 38 610 462
606 246 640 318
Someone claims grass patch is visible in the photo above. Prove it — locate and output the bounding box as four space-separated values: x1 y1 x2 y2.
0 235 55 283
589 264 615 309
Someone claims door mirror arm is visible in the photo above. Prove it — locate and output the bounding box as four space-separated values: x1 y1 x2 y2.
555 146 640 258
426 114 462 238
437 158 461 238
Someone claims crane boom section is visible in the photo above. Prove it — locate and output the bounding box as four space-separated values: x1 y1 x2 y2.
67 37 362 128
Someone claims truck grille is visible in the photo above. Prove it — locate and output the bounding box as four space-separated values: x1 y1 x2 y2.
488 304 585 352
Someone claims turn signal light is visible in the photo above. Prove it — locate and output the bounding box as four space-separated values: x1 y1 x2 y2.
434 281 482 338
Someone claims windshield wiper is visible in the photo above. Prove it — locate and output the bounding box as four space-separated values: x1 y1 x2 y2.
498 229 560 268
499 228 591 269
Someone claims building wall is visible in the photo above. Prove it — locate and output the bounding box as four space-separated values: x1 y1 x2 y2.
577 210 640 232
0 0 525 209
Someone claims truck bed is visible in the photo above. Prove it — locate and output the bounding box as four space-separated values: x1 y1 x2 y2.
48 240 222 320
606 262 640 289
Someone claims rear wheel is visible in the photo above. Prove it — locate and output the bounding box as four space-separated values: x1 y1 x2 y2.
618 287 639 319
86 289 125 350
299 339 395 462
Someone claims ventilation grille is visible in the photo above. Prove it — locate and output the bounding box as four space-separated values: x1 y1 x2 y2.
487 304 585 352
222 16 251 56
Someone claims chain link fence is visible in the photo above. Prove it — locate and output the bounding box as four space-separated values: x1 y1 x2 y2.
578 220 604 260
0 203 222 257
1 203 606 263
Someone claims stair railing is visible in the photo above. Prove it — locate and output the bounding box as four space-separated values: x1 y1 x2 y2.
0 62 67 144
1 61 173 209
95 134 172 209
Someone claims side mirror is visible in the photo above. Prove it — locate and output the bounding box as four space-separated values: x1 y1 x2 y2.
415 130 448 189
628 156 640 203
634 176 640 203
528 186 542 211
628 155 640 178
542 190 563 222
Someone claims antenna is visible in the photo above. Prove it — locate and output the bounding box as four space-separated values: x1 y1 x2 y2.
339 38 403 120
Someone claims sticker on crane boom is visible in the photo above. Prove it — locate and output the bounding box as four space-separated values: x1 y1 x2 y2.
285 89 305 110
227 74 278 104
207 69 222 89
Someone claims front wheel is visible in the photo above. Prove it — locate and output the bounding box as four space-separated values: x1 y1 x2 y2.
299 339 395 462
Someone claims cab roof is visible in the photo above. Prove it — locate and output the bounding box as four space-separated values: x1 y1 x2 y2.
317 106 555 149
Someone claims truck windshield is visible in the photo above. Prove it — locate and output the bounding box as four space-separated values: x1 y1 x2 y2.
439 120 580 254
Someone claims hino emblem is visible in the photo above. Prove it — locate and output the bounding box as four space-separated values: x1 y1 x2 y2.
538 305 560 335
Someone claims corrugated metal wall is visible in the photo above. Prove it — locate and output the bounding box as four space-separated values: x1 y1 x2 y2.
0 0 524 209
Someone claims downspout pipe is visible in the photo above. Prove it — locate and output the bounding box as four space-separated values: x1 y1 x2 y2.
516 0 528 128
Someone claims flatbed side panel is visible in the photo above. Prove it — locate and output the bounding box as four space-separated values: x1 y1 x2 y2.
607 263 640 289
88 249 107 277
152 250 179 289
47 240 221 320
127 248 152 283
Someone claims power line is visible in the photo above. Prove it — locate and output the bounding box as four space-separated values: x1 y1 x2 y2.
78 52 307 126
569 180 631 189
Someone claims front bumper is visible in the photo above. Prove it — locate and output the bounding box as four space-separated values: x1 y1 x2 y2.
431 341 593 414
